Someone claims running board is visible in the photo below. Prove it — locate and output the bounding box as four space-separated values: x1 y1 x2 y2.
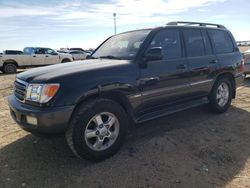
135 97 209 123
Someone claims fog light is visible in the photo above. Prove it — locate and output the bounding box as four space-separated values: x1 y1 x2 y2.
26 116 38 126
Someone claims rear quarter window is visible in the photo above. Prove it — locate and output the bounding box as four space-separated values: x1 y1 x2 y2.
208 30 234 54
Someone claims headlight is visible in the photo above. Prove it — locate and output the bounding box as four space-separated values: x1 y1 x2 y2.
26 83 60 103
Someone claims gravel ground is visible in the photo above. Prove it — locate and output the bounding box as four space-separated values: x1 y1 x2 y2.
0 71 250 188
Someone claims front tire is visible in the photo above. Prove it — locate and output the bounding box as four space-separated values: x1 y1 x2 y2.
66 99 128 161
209 77 233 113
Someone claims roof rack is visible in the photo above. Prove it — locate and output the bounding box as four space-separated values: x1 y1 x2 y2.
167 21 226 29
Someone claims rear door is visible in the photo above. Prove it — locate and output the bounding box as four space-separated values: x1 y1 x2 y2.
182 28 217 97
207 29 241 74
139 29 190 111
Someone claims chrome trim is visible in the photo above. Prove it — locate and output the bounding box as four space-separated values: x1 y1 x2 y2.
142 79 213 97
14 78 28 103
142 83 189 97
190 79 213 86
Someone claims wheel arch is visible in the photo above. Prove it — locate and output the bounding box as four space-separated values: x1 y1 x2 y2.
70 89 135 128
213 72 236 98
3 59 18 67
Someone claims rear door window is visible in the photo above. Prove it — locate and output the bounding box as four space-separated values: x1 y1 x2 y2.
183 29 205 57
208 30 234 54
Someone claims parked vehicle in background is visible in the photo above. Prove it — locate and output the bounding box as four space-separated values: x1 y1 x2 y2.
244 49 250 74
69 48 85 52
0 47 73 74
8 21 245 161
3 50 23 55
69 50 88 60
69 48 92 54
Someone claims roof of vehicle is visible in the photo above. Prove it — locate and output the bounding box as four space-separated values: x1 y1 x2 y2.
118 21 228 36
24 47 53 49
166 21 226 29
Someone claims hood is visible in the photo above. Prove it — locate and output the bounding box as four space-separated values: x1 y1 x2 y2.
17 59 131 83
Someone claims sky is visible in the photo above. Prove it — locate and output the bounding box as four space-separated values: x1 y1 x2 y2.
0 0 249 51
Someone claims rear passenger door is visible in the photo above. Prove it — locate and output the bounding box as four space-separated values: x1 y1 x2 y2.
32 48 46 66
207 29 239 74
182 28 218 97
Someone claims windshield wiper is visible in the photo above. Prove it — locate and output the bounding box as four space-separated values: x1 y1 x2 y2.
99 55 121 60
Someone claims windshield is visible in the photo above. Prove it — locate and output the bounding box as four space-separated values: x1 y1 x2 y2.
92 30 151 60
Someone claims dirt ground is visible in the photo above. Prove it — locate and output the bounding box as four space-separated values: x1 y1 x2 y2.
1 71 250 188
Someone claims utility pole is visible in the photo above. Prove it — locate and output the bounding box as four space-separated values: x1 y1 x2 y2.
113 13 117 35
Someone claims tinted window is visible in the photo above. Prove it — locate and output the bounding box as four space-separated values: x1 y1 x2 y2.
202 30 212 55
208 30 234 54
183 29 205 57
4 50 23 55
149 29 182 59
35 48 46 54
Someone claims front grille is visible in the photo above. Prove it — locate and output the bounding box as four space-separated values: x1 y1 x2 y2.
14 78 28 102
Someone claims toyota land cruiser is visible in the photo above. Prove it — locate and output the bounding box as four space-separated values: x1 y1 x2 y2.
8 22 245 161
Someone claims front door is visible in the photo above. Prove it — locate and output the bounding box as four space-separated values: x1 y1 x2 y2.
45 48 60 65
139 29 190 113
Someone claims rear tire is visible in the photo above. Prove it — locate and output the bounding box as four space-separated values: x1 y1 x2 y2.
66 98 128 161
209 77 233 113
3 63 17 74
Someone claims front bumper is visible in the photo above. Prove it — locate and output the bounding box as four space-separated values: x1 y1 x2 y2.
8 95 74 134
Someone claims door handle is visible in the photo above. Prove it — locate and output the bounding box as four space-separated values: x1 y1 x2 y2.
176 64 187 69
139 77 159 85
209 60 218 64
45 55 49 57
33 55 36 57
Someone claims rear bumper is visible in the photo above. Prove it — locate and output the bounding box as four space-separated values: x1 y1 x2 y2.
8 95 74 134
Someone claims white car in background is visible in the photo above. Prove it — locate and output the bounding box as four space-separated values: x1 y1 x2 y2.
69 50 90 61
244 49 250 75
0 47 73 74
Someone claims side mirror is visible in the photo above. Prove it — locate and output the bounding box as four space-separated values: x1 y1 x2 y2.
144 47 163 61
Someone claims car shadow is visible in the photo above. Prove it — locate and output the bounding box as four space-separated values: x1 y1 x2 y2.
1 105 250 187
